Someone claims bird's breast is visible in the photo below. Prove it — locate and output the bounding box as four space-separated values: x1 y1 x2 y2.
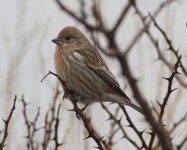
54 49 85 80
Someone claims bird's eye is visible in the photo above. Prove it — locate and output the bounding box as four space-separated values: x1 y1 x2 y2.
65 36 71 41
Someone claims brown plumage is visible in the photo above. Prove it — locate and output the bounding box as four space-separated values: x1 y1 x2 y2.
52 26 142 114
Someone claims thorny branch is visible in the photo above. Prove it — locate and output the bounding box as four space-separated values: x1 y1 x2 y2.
107 106 120 149
123 1 169 56
0 95 17 150
41 71 110 150
42 84 60 149
53 104 64 150
21 96 42 150
148 56 182 149
51 0 187 149
149 13 187 77
120 105 147 149
133 4 187 89
169 112 187 134
101 103 140 149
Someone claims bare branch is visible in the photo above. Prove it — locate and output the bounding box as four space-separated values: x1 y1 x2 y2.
112 2 132 33
148 56 182 149
53 104 64 150
133 3 187 89
101 103 140 149
120 105 147 149
0 95 17 150
41 71 110 150
169 112 187 134
124 1 169 55
149 13 187 77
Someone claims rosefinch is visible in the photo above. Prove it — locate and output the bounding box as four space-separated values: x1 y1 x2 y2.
52 26 142 113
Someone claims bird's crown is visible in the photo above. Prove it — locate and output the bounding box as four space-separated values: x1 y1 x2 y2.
58 26 83 38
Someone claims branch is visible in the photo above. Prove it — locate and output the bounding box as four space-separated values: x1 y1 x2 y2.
133 3 187 89
107 106 120 149
112 2 132 33
21 96 31 150
100 103 140 149
169 112 187 134
21 96 42 150
115 49 172 149
41 71 110 150
0 95 17 150
148 56 182 149
177 135 187 150
123 1 169 55
120 105 147 149
53 104 64 150
149 13 187 77
54 0 106 32
42 84 60 149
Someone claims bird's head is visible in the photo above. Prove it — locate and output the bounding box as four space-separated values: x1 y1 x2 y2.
52 26 89 52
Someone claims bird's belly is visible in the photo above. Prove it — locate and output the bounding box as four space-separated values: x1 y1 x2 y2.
62 55 106 104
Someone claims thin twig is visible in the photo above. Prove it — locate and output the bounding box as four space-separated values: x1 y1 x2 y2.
53 104 64 150
149 13 187 77
54 0 106 32
120 105 147 149
169 112 187 134
101 103 140 149
42 84 60 150
21 96 42 150
124 1 169 56
0 95 17 150
21 96 31 150
134 5 187 89
112 2 132 33
176 135 187 150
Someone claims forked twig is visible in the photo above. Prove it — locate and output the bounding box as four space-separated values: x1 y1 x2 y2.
0 95 17 150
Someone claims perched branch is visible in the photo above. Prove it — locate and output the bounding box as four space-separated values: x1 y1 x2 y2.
41 71 110 150
0 95 17 150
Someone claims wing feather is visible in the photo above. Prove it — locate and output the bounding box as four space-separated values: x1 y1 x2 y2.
75 45 131 102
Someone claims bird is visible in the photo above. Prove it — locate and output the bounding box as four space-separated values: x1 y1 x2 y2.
52 26 143 114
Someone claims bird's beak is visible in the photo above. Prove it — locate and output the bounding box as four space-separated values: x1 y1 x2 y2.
52 37 62 45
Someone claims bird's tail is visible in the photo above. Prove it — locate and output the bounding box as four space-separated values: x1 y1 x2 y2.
126 101 143 114
116 97 143 114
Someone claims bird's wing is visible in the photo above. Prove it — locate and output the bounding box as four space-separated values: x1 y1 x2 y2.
76 45 131 101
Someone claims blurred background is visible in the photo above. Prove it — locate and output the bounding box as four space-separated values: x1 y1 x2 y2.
0 0 187 149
